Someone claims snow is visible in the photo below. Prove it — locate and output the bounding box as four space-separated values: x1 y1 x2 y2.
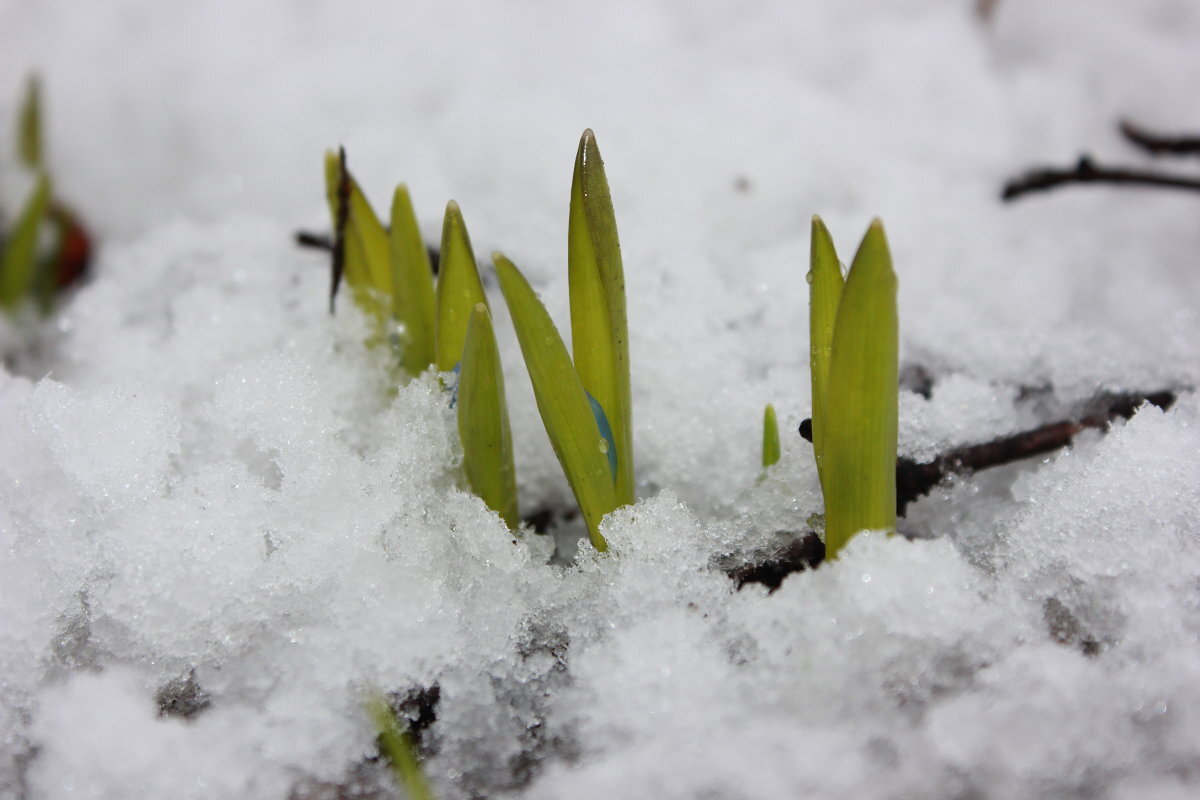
2 1 1200 798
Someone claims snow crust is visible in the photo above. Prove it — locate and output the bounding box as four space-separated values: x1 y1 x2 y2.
2 1 1200 798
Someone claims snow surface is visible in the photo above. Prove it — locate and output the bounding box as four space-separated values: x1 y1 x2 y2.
2 0 1200 798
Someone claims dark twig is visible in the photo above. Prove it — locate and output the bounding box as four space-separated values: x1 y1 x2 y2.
895 390 1176 514
1002 155 1200 201
739 390 1177 592
329 147 351 314
295 231 332 251
1119 119 1200 157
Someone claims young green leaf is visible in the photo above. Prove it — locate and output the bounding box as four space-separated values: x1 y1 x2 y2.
345 176 393 302
366 695 436 800
390 185 437 375
435 201 489 372
821 220 898 559
0 174 51 310
494 252 616 551
762 403 781 469
18 75 42 170
568 129 634 507
458 303 519 529
808 215 844 490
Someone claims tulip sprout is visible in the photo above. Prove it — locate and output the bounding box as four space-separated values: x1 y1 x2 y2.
808 217 898 559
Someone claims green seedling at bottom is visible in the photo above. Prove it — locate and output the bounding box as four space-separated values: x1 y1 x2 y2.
808 217 898 559
367 695 435 800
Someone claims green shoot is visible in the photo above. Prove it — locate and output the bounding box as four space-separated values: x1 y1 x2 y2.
0 174 51 311
389 185 437 376
807 216 843 493
435 201 488 372
366 695 436 800
762 403 781 469
568 129 634 507
494 252 616 551
18 74 42 170
457 303 519 529
812 220 898 559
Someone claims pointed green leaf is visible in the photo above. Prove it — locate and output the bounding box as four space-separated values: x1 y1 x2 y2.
390 185 437 375
808 215 844 490
345 176 393 301
821 220 898 559
0 174 51 310
762 403 781 469
569 129 634 507
435 201 488 372
18 75 42 170
366 695 436 800
458 303 519 529
494 252 616 551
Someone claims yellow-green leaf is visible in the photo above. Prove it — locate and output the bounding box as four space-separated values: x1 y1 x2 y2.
821 220 898 558
762 403 781 469
568 129 634 507
390 185 437 375
366 695 436 800
0 174 51 310
435 201 488 372
458 303 519 529
18 75 42 170
494 252 616 551
808 215 844 491
345 175 393 302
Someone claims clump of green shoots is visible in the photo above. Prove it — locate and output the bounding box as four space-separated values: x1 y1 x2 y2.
321 130 636 548
492 129 634 552
323 152 517 529
808 217 898 559
1 75 90 315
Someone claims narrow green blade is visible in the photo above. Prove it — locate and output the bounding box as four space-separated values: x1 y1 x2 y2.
458 303 519 529
494 252 616 551
0 174 51 310
762 403 781 469
808 215 844 490
568 129 634 507
346 176 393 302
366 696 436 800
390 185 437 375
18 75 42 169
435 201 489 372
821 220 898 558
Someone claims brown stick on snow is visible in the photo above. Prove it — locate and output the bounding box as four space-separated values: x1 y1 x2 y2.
1002 155 1200 201
894 390 1176 515
1119 120 1200 157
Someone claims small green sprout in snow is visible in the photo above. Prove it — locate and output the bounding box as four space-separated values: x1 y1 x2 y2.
494 129 635 551
808 216 898 559
1 75 91 314
367 695 436 800
761 403 781 470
